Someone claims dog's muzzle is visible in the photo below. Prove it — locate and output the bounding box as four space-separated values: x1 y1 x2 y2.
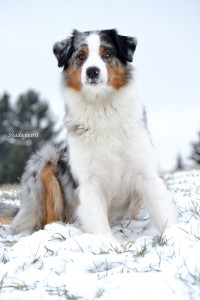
86 66 100 84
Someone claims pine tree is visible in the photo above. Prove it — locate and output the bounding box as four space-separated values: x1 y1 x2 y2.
0 93 18 183
14 90 58 154
0 90 60 184
190 131 200 165
176 153 184 170
0 93 13 139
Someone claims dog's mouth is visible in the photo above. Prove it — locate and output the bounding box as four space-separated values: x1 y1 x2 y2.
86 78 101 85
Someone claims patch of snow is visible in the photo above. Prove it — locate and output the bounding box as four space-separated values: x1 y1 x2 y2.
0 170 200 299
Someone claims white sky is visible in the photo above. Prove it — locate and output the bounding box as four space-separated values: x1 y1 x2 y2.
0 0 200 171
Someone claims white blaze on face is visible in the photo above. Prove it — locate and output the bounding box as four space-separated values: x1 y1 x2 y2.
81 33 108 86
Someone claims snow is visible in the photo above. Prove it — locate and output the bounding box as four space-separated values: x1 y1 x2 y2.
0 170 200 299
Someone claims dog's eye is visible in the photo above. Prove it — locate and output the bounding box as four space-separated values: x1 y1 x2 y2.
77 53 86 61
102 51 112 59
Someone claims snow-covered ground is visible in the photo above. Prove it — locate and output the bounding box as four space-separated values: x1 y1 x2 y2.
0 171 200 300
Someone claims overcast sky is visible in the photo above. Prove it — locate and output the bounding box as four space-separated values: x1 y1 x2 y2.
0 0 200 171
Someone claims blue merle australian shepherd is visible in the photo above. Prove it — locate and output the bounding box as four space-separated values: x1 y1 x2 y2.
0 29 176 246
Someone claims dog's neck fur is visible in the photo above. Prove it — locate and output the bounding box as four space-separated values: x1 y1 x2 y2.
62 81 143 137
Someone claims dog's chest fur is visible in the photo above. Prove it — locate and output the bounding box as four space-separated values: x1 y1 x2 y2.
63 86 147 211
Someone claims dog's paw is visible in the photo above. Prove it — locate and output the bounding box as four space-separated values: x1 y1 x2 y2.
101 235 123 254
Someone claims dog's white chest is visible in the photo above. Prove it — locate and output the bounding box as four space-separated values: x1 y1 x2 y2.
68 110 135 190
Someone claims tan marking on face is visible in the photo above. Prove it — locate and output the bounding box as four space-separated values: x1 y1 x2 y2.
81 47 89 55
107 62 127 90
67 65 82 91
99 46 106 55
66 47 89 91
41 161 65 225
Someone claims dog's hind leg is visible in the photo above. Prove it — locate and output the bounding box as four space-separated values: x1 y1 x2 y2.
9 145 64 235
41 161 65 225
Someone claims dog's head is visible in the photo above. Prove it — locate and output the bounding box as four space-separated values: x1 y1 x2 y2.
53 29 137 94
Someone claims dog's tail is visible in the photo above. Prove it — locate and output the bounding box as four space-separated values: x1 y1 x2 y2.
0 202 19 224
3 145 66 235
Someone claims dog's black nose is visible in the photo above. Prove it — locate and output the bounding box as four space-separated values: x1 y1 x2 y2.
86 67 100 79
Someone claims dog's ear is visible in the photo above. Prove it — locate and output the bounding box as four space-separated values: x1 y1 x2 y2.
53 37 73 68
112 29 136 63
117 35 137 62
53 30 82 68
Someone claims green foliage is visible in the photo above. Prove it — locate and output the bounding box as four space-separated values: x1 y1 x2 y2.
190 131 200 165
152 234 168 247
133 242 147 257
175 153 184 171
0 90 60 184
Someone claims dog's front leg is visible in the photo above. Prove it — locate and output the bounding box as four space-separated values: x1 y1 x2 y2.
135 171 177 233
76 184 117 243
